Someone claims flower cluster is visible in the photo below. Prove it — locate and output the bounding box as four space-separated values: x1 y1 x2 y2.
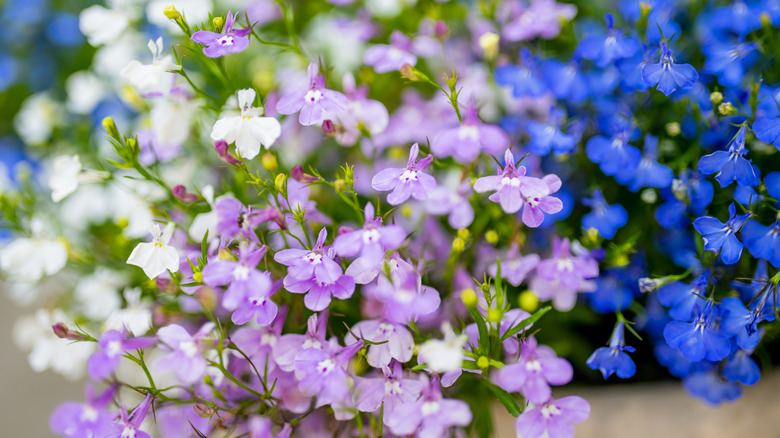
2 0 780 437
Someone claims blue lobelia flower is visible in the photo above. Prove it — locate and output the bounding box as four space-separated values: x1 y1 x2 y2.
723 347 761 386
657 272 709 322
655 171 714 229
495 49 546 98
698 125 759 188
741 216 780 267
683 369 742 405
540 59 588 103
586 130 641 177
525 108 575 156
654 343 696 378
703 40 757 87
693 203 751 264
752 117 780 150
587 268 637 313
586 321 636 379
663 299 731 362
641 41 698 96
581 190 628 239
578 14 640 67
719 296 772 350
620 134 673 191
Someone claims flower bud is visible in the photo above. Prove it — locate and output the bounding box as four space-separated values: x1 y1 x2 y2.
172 185 198 203
479 32 500 60
761 12 772 27
195 286 218 311
452 237 465 253
586 227 599 243
640 188 657 204
322 120 337 136
102 117 120 141
214 140 241 166
400 64 422 81
485 230 499 244
274 173 287 193
461 288 477 307
163 4 181 20
52 323 84 340
710 91 723 105
261 152 278 172
290 165 319 183
156 278 177 294
476 356 490 369
665 122 681 137
671 178 687 201
334 178 346 191
638 277 661 293
718 101 735 115
434 21 449 39
457 228 470 240
487 308 502 323
194 403 215 418
518 290 539 312
212 16 224 33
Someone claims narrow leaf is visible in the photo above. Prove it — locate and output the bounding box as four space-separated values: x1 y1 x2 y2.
500 306 552 342
485 380 522 417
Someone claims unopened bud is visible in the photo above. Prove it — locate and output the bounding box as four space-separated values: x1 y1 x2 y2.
477 356 490 369
434 21 449 39
479 32 500 60
274 173 287 193
710 91 723 105
194 403 215 418
261 152 278 172
640 188 657 204
322 120 337 136
400 64 422 81
163 4 181 20
761 12 772 27
718 101 735 115
457 228 470 240
461 288 477 307
485 230 499 244
586 227 599 243
334 178 346 191
172 185 198 203
290 165 319 183
52 323 84 340
193 270 203 283
195 286 218 311
214 140 241 166
452 237 465 253
487 308 502 323
671 178 687 201
639 2 652 16
638 277 661 293
665 122 681 137
156 278 177 294
518 290 539 312
102 117 120 141
212 16 224 33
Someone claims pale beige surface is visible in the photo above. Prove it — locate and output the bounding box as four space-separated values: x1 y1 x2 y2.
2 293 779 437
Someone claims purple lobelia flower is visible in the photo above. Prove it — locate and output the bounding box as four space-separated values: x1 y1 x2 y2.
231 307 287 374
154 322 215 384
521 173 564 228
331 72 389 146
698 124 759 188
474 149 550 214
385 375 472 437
536 237 599 291
364 30 417 73
274 228 354 311
371 143 436 205
202 244 277 325
87 329 155 380
276 63 349 126
493 336 573 404
333 202 407 282
515 395 590 438
363 255 441 324
692 203 751 265
273 312 328 372
355 361 422 414
488 243 540 287
50 385 116 438
426 180 475 228
293 340 363 411
586 321 636 379
664 299 730 362
431 101 509 163
215 196 280 241
345 318 414 367
191 11 252 58
109 393 153 438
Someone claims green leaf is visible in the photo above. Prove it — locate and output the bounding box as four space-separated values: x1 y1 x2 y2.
500 306 552 342
467 305 490 354
200 230 209 263
495 259 504 310
485 380 522 417
461 360 479 370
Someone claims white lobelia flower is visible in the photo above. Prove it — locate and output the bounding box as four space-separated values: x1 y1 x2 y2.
48 155 104 203
121 37 181 93
417 322 468 373
105 287 153 336
0 224 68 283
65 71 107 115
74 268 126 320
14 92 63 146
211 88 282 160
126 222 180 279
188 185 219 242
78 4 131 46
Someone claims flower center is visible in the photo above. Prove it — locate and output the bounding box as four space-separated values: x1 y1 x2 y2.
305 89 323 103
179 340 198 358
80 406 98 423
261 332 276 347
121 427 138 438
385 380 403 396
400 169 419 183
557 258 574 272
302 338 322 350
106 340 123 358
218 35 235 46
233 265 250 281
304 252 323 265
541 403 561 418
525 359 542 372
317 358 335 375
458 125 480 142
362 229 381 244
421 401 441 416
501 177 521 187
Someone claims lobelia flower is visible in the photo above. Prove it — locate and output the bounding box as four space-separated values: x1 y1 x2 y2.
87 330 155 380
354 361 422 413
386 375 472 437
274 228 355 311
293 341 363 413
371 143 436 205
657 273 709 321
155 322 215 384
48 154 104 202
521 173 564 228
641 41 698 95
501 0 578 41
273 312 328 372
231 307 287 374
346 319 414 367
586 321 636 379
578 14 639 67
210 89 282 160
364 30 417 73
536 237 599 291
121 37 180 93
202 244 277 325
697 125 759 188
331 72 389 146
473 149 550 214
581 190 628 239
126 222 180 279
109 393 154 438
703 40 757 87
723 342 761 386
191 11 252 57
363 256 441 323
488 243 540 287
693 203 751 265
526 108 575 156
664 299 730 362
493 336 573 404
105 288 153 336
719 296 772 350
683 369 742 405
215 196 281 241
417 323 468 373
430 101 509 163
50 385 116 438
495 49 547 98
752 116 780 150
585 129 641 177
426 180 475 228
742 218 780 267
622 134 673 191
0 232 67 283
276 63 349 126
540 59 588 103
515 395 590 438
